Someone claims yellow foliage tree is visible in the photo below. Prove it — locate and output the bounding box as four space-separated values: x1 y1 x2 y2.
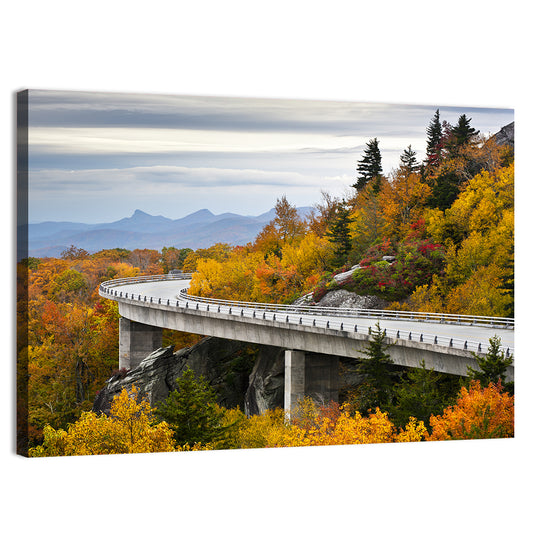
279 232 335 282
284 408 397 447
29 386 175 456
189 248 264 301
445 264 512 316
234 400 428 449
410 163 514 316
182 243 232 273
348 187 387 261
236 408 291 448
395 417 430 443
427 164 513 248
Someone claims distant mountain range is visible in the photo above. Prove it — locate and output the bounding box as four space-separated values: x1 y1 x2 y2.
24 207 314 258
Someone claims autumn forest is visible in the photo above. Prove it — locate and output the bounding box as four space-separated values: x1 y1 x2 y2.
18 110 514 456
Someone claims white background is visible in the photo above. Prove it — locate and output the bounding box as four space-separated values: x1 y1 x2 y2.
3 1 531 531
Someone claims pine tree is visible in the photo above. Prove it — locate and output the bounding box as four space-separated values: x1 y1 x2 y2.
354 138 383 191
354 323 397 413
156 366 226 446
500 255 514 318
326 203 352 268
399 145 420 174
448 114 479 149
426 169 463 211
390 360 456 427
467 335 514 392
424 109 443 171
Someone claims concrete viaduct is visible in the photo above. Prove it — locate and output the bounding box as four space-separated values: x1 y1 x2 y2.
99 274 514 412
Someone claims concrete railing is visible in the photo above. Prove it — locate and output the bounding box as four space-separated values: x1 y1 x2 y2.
99 274 514 357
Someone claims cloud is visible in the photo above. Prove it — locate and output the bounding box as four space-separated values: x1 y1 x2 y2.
29 126 372 156
29 165 354 193
29 90 511 137
26 91 514 224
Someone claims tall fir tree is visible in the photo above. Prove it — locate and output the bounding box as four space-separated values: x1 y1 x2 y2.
467 335 514 393
424 109 443 172
156 366 226 446
354 323 397 413
354 138 383 191
500 254 514 318
399 144 420 174
426 169 463 211
449 114 479 148
326 203 352 268
390 360 457 428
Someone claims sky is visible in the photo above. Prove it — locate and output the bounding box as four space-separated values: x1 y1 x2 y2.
27 90 514 223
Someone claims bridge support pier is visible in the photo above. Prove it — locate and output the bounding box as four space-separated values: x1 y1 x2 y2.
119 317 162 370
284 350 339 415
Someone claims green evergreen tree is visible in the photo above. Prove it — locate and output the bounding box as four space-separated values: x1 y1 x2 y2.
156 366 226 446
500 255 514 318
426 169 462 211
399 144 420 174
178 248 193 268
467 335 514 393
390 360 456 427
326 203 353 268
354 138 383 191
354 323 397 413
424 109 443 171
448 114 479 149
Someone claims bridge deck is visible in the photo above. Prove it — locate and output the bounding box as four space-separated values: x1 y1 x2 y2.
101 278 514 356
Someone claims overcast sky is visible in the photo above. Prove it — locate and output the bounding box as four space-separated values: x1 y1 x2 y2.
27 90 514 223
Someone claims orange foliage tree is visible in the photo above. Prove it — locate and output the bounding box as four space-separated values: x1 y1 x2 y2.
427 381 514 441
380 169 431 240
23 249 163 447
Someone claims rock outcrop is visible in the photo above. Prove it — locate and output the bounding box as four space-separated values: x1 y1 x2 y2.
333 265 361 283
316 289 388 309
94 336 265 415
94 338 365 417
244 347 286 415
492 121 514 147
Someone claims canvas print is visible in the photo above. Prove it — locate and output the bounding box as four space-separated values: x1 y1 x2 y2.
17 90 514 457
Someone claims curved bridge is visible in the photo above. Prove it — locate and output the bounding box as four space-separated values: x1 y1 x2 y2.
99 274 514 411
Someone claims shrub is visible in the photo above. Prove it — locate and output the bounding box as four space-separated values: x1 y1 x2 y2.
351 238 445 301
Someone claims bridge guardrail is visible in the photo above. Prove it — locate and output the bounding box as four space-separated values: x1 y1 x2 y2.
99 274 514 356
176 289 514 329
101 274 514 328
100 273 192 289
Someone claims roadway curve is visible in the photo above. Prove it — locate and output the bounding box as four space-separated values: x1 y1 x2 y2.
99 275 514 357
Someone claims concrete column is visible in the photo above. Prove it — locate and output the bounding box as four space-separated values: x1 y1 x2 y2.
305 353 339 405
284 350 305 415
284 351 340 416
119 317 163 370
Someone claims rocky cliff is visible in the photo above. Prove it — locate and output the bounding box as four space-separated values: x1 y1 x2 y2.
94 336 274 415
492 121 514 147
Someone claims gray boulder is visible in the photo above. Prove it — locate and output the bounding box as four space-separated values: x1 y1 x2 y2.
333 265 361 283
317 289 388 310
